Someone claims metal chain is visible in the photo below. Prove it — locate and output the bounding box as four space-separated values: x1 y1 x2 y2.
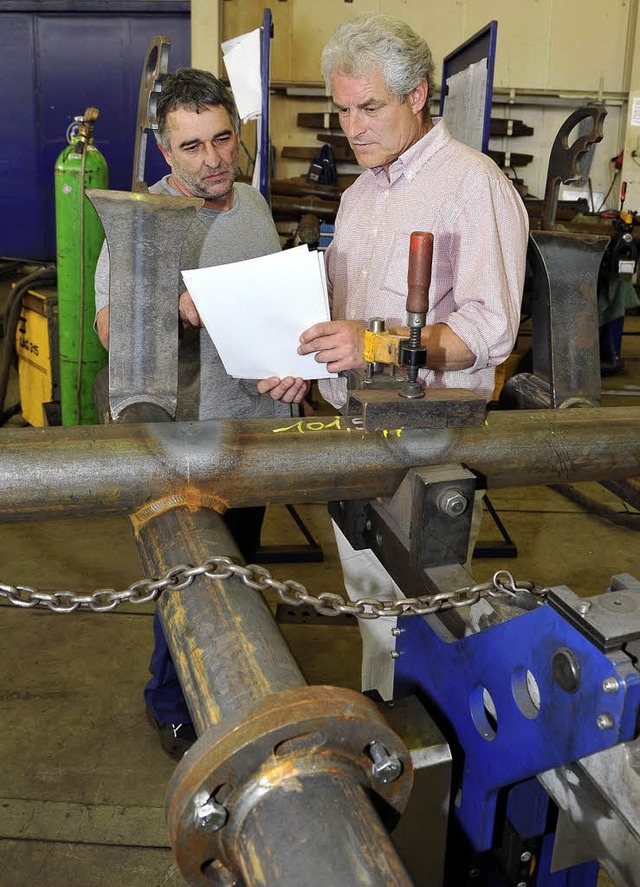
0 560 547 617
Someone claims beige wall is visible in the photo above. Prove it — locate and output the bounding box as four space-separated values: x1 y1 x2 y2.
194 0 636 207
621 2 640 209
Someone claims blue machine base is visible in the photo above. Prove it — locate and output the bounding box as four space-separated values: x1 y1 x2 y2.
394 596 640 877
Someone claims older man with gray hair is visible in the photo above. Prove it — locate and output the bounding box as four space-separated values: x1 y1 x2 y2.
260 14 529 700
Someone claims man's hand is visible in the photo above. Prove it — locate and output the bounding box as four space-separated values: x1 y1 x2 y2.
298 320 366 373
179 290 202 327
257 376 310 404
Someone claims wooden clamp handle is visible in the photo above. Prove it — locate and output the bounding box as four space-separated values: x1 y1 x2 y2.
406 231 433 315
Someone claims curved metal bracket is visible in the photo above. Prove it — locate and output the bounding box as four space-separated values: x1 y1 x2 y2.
85 189 202 421
541 104 608 231
132 35 171 193
528 229 609 407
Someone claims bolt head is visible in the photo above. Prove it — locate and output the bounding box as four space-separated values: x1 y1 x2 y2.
596 713 614 731
602 677 620 694
195 799 227 831
372 757 402 783
438 488 468 516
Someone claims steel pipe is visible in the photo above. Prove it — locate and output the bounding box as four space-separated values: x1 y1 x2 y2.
133 506 413 886
224 763 413 887
132 506 306 732
0 408 638 520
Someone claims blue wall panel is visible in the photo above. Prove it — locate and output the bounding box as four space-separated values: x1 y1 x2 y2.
0 3 191 260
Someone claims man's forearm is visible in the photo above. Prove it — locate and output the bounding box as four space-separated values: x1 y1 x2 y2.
96 306 109 349
388 321 475 372
421 322 475 371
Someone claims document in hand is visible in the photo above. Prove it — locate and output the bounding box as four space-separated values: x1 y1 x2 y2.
182 245 336 380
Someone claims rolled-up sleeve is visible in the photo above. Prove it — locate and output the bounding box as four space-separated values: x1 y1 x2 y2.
439 171 529 372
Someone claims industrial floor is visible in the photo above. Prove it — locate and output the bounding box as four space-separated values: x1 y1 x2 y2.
0 268 639 885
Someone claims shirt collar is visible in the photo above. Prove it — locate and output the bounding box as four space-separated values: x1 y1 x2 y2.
370 117 450 186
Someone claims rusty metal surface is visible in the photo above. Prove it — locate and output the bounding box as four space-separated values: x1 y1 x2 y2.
529 230 609 408
167 685 413 886
132 507 306 733
133 506 414 885
231 765 413 887
86 189 202 421
0 408 638 520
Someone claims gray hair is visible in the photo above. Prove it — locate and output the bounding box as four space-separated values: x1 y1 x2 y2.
321 14 436 105
155 68 241 148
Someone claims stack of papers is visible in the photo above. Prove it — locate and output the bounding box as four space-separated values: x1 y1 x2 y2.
181 245 335 381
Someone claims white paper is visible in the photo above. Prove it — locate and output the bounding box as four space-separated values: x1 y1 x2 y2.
442 59 488 152
182 246 335 381
221 29 262 122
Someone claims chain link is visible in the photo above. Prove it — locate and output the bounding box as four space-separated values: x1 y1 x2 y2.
0 560 547 618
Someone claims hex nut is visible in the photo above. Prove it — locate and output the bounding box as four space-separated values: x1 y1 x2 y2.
438 488 468 516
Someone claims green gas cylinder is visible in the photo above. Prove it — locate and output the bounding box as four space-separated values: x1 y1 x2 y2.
54 107 108 425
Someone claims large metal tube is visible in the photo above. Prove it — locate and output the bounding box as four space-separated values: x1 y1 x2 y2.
131 506 306 732
0 408 638 520
133 506 413 886
230 763 413 887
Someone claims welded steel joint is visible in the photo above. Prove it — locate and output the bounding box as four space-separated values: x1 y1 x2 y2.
166 686 413 885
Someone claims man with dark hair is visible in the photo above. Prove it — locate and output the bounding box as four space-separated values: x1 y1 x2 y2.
95 68 292 758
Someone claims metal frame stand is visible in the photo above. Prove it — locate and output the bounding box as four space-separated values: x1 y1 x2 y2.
473 494 518 559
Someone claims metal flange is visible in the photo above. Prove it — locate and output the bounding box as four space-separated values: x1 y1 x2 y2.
166 685 414 885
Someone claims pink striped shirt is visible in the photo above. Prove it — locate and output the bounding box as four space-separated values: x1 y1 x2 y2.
319 118 529 407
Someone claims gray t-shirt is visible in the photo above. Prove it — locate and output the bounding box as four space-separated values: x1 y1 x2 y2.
95 177 292 421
